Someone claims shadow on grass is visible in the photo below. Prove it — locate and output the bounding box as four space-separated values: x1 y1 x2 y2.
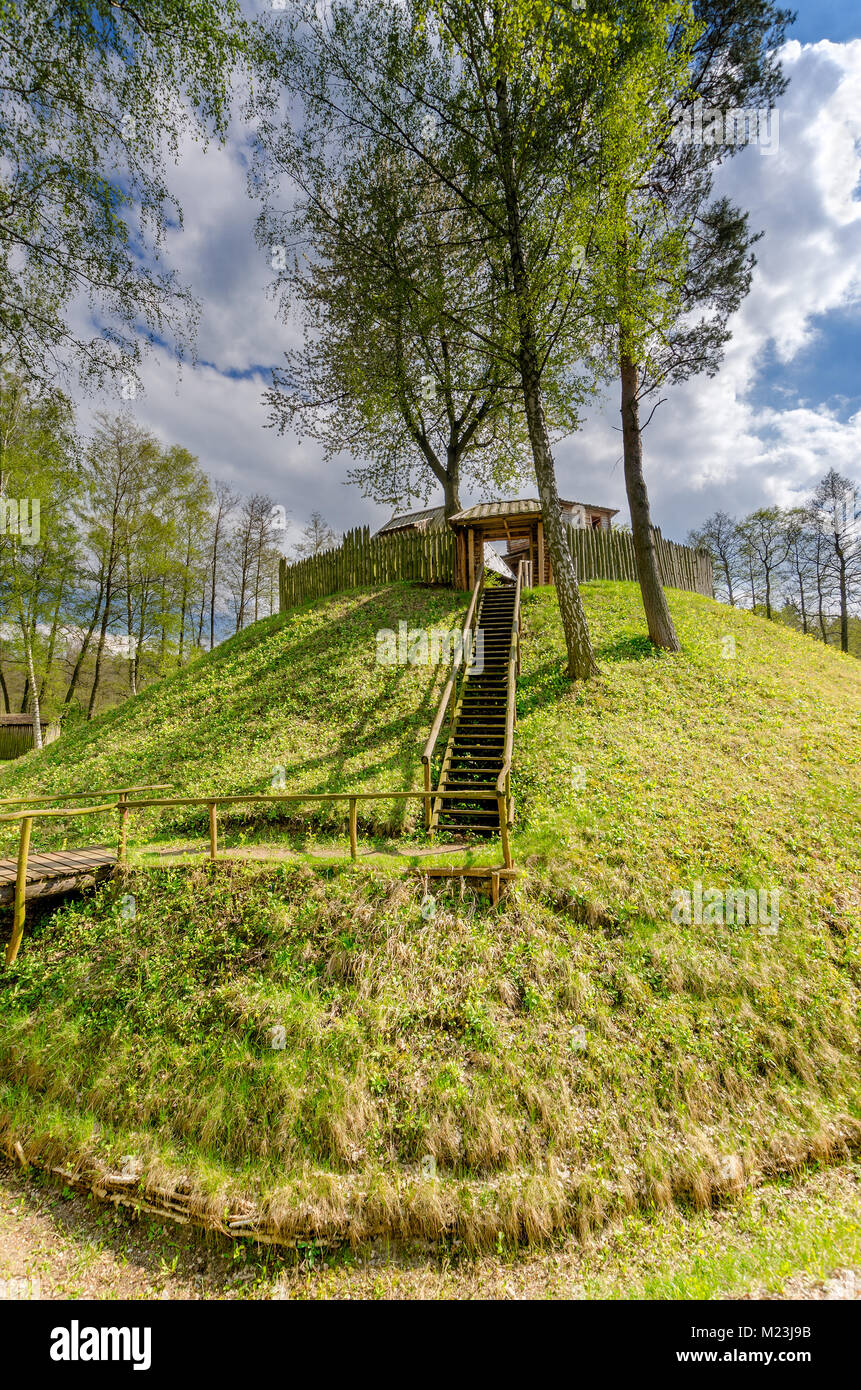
516 633 663 718
595 632 665 664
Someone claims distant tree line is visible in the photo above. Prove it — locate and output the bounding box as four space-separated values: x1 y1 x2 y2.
689 469 860 657
0 378 287 735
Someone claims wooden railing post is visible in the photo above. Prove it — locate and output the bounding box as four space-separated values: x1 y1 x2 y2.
497 795 512 870
118 798 129 864
208 802 218 862
5 815 33 967
348 797 358 860
423 761 432 832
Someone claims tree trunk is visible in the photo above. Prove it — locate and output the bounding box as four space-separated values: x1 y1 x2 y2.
14 589 42 749
124 549 136 695
0 653 10 713
495 72 596 680
25 633 42 749
620 355 680 651
748 555 758 613
64 579 105 706
794 556 808 634
195 583 206 649
835 542 849 653
87 569 115 719
443 447 461 518
38 601 62 705
519 337 598 677
722 557 735 607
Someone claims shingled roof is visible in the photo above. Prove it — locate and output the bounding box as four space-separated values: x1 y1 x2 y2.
447 498 618 525
374 506 447 536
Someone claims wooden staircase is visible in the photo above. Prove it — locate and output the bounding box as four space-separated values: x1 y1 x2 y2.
422 560 523 856
432 581 516 835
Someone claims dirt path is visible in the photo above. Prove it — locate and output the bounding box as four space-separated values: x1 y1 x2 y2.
1 1158 859 1301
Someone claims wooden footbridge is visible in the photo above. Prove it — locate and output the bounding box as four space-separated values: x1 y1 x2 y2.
1 559 524 966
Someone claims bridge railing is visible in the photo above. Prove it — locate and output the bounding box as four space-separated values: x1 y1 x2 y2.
0 803 116 966
0 783 171 808
118 788 508 866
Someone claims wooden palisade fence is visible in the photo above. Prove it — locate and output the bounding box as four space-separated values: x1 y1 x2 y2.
279 522 713 612
566 526 713 595
280 526 456 611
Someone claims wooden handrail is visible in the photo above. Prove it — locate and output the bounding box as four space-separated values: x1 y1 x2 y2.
421 562 485 828
117 787 505 868
2 802 118 967
0 803 117 823
120 790 501 810
3 779 516 968
0 783 171 808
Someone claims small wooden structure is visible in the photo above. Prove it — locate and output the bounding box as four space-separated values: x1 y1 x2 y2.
0 714 60 760
447 498 618 590
0 786 171 964
0 846 116 906
415 864 518 905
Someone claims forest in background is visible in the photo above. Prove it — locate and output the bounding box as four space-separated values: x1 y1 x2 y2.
0 377 297 730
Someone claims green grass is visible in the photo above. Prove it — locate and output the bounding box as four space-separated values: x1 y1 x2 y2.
513 584 860 938
0 584 464 855
0 581 859 1249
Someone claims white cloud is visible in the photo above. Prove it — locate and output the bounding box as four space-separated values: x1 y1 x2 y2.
70 38 861 541
552 39 861 536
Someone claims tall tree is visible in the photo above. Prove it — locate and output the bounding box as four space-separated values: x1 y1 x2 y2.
687 509 743 605
80 413 160 717
0 0 248 389
208 481 239 651
780 508 816 636
257 1 696 677
736 507 789 620
0 379 80 741
293 512 338 560
227 493 275 632
598 1 793 650
257 132 534 516
809 469 859 655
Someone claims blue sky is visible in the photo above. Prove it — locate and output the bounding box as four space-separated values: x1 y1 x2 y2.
72 3 861 549
790 1 859 45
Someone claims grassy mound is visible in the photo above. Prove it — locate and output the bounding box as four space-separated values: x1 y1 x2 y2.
0 861 858 1247
0 581 859 1246
0 584 463 854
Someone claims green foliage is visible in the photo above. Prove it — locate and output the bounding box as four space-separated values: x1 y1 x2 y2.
0 0 249 387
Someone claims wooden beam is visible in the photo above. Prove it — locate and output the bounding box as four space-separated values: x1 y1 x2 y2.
537 520 544 586
5 816 33 966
